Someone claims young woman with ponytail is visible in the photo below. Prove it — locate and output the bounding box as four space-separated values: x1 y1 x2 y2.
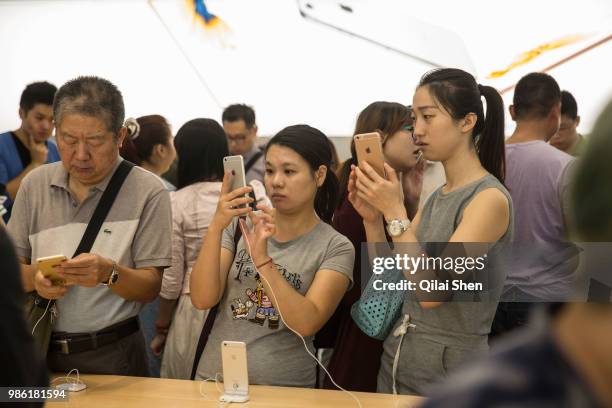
351 68 514 395
189 124 355 387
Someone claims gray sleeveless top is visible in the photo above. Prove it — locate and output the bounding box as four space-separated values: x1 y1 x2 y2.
401 174 513 348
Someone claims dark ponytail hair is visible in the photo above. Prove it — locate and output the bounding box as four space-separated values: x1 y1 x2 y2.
266 125 338 224
418 68 506 183
120 115 172 166
337 102 412 207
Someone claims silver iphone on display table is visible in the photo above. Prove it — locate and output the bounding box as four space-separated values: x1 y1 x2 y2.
220 341 249 403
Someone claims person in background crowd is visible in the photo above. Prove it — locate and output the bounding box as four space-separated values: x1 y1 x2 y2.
8 76 172 375
119 114 177 377
152 118 229 379
0 81 59 222
549 90 585 156
492 73 577 338
190 124 354 387
222 104 264 183
420 97 612 408
352 68 512 395
319 101 423 392
120 115 176 190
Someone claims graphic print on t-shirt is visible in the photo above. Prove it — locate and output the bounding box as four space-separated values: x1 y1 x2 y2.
230 248 302 330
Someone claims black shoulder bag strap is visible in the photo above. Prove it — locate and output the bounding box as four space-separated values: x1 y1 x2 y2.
37 161 134 309
190 221 243 380
244 148 263 173
73 160 134 257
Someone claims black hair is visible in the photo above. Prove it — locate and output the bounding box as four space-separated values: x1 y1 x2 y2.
53 76 125 134
265 124 338 224
513 72 561 121
419 68 506 183
222 104 256 128
19 81 57 113
561 90 578 120
120 115 172 166
174 118 229 189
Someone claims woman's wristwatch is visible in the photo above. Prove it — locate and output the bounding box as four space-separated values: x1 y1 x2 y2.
386 218 411 237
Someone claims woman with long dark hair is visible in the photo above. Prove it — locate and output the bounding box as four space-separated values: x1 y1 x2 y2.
352 68 513 395
152 118 229 379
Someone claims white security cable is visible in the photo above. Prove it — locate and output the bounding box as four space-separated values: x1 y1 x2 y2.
240 220 362 408
31 299 51 336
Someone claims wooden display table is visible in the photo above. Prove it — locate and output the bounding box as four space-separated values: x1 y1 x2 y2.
47 374 424 407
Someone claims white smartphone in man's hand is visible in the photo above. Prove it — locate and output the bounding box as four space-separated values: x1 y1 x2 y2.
220 341 249 403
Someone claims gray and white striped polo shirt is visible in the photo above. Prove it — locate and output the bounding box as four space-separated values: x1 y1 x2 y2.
7 158 172 333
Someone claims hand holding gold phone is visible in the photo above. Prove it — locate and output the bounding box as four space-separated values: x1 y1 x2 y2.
36 254 68 286
354 132 387 179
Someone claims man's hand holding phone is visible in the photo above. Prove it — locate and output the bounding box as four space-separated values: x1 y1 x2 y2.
56 253 114 287
34 254 69 300
34 269 69 300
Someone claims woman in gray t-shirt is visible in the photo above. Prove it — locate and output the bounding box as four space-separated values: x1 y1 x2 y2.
352 68 513 395
190 125 354 387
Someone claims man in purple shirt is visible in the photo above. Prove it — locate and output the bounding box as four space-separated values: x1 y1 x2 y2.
492 72 578 337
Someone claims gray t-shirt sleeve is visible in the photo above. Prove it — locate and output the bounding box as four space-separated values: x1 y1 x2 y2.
132 189 172 269
221 218 239 253
320 233 355 287
6 174 31 260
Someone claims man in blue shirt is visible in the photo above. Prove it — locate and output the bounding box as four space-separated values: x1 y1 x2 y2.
0 81 60 222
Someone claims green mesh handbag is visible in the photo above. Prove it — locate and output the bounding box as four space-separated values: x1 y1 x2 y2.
350 267 405 341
